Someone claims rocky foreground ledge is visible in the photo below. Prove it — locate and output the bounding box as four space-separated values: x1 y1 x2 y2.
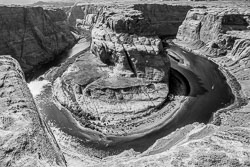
0 56 66 166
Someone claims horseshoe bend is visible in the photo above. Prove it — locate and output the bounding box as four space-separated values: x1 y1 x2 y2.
0 1 250 166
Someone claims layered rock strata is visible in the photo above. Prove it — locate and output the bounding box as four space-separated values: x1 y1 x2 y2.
83 6 250 167
53 5 186 138
0 6 76 74
0 56 66 167
66 3 191 40
67 4 104 27
52 5 250 166
176 7 250 57
133 4 192 37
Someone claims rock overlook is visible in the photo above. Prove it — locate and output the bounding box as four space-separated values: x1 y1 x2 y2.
0 56 66 167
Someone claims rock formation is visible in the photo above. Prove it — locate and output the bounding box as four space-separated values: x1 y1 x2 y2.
53 5 173 138
54 4 250 166
176 7 250 57
89 123 250 166
0 6 76 74
1 2 250 167
132 4 192 37
67 4 103 27
0 56 66 167
53 4 192 139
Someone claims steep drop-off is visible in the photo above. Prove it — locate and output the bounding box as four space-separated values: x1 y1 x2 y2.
52 4 193 140
133 4 192 37
53 5 171 139
0 56 66 167
1 3 249 167
176 7 250 57
53 5 250 167
67 4 103 27
0 6 76 74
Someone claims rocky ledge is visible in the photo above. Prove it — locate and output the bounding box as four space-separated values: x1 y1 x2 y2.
0 56 66 166
52 4 192 140
0 6 76 74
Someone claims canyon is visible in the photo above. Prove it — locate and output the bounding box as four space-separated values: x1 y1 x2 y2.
0 6 76 75
0 1 250 166
0 56 67 166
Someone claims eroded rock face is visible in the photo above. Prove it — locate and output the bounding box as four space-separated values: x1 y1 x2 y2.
53 5 179 138
67 4 104 27
133 4 192 37
89 124 250 167
0 56 66 167
48 4 250 167
176 7 250 56
0 6 76 74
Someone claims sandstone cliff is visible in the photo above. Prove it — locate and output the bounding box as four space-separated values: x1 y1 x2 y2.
67 4 103 27
0 56 66 167
53 5 173 138
17 3 249 166
176 7 250 57
0 6 76 74
52 4 195 139
133 4 192 37
66 3 191 38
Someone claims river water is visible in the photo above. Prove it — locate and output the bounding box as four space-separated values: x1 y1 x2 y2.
28 43 234 156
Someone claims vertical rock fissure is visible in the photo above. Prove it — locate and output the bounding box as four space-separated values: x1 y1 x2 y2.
122 44 137 77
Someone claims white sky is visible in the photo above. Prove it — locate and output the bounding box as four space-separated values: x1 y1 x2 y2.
0 0 57 5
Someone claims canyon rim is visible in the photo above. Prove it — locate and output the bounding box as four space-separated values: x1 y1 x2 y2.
0 0 250 167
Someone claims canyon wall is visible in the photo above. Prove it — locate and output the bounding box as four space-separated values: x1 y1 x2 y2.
67 4 104 27
133 4 192 37
0 6 76 74
66 3 191 36
176 7 250 57
0 56 66 167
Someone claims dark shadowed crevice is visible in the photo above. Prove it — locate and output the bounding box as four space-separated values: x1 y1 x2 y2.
122 44 137 77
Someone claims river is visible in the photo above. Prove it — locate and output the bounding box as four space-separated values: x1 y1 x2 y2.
28 42 234 156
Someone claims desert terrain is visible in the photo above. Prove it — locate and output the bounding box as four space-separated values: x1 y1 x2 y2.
0 0 250 166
